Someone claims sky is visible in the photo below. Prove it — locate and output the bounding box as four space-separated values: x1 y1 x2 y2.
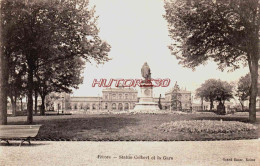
72 0 249 100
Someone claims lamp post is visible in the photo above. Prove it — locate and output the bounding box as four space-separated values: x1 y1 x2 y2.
110 88 112 111
190 95 193 113
61 94 65 114
98 93 101 111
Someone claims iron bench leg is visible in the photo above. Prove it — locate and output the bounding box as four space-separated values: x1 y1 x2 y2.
19 137 31 146
0 139 10 145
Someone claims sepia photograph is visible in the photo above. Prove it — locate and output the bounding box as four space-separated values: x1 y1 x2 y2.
0 0 259 165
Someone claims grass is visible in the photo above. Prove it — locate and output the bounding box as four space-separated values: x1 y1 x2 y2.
6 113 260 141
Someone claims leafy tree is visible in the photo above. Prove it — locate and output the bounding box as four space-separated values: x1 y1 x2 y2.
7 52 27 116
164 0 259 122
0 24 8 124
196 79 233 111
8 63 26 116
215 80 233 104
0 0 24 124
1 0 110 124
171 82 182 111
196 79 219 111
35 57 84 115
236 73 251 111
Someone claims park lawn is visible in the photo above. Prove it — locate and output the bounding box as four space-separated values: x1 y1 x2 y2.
7 113 260 141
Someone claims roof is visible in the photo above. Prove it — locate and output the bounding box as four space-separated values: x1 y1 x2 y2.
70 96 101 102
102 87 138 93
153 97 165 99
165 88 191 95
71 96 101 98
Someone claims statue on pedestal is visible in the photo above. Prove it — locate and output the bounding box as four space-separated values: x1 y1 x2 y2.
133 62 159 112
141 62 151 82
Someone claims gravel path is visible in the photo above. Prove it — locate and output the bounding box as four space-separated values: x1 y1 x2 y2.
0 140 259 166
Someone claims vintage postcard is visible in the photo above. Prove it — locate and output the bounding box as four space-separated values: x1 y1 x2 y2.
0 0 259 165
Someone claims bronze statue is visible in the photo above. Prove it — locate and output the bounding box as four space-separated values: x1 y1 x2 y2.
141 62 151 81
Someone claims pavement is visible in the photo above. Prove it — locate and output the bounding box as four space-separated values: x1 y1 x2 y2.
0 139 259 166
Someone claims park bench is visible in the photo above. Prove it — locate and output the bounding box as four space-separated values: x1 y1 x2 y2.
0 125 41 146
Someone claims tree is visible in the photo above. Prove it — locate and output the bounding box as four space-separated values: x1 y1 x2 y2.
196 79 233 111
1 0 110 124
35 57 84 115
196 79 218 111
171 82 182 111
7 55 27 116
215 80 234 114
0 18 8 124
215 80 233 104
164 0 259 122
236 73 251 111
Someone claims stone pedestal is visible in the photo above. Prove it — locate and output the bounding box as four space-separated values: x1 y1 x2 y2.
132 82 159 113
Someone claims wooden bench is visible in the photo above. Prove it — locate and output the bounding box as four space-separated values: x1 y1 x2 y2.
0 125 41 146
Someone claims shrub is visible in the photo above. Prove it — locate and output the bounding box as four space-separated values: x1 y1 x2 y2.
159 120 257 134
196 109 216 112
182 109 192 113
170 111 187 115
233 105 249 112
237 109 249 112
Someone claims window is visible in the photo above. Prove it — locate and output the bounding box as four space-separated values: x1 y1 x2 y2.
92 104 96 110
124 103 129 110
112 94 116 99
105 103 108 109
119 94 122 99
105 95 108 99
112 103 116 110
118 103 123 110
125 94 128 99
